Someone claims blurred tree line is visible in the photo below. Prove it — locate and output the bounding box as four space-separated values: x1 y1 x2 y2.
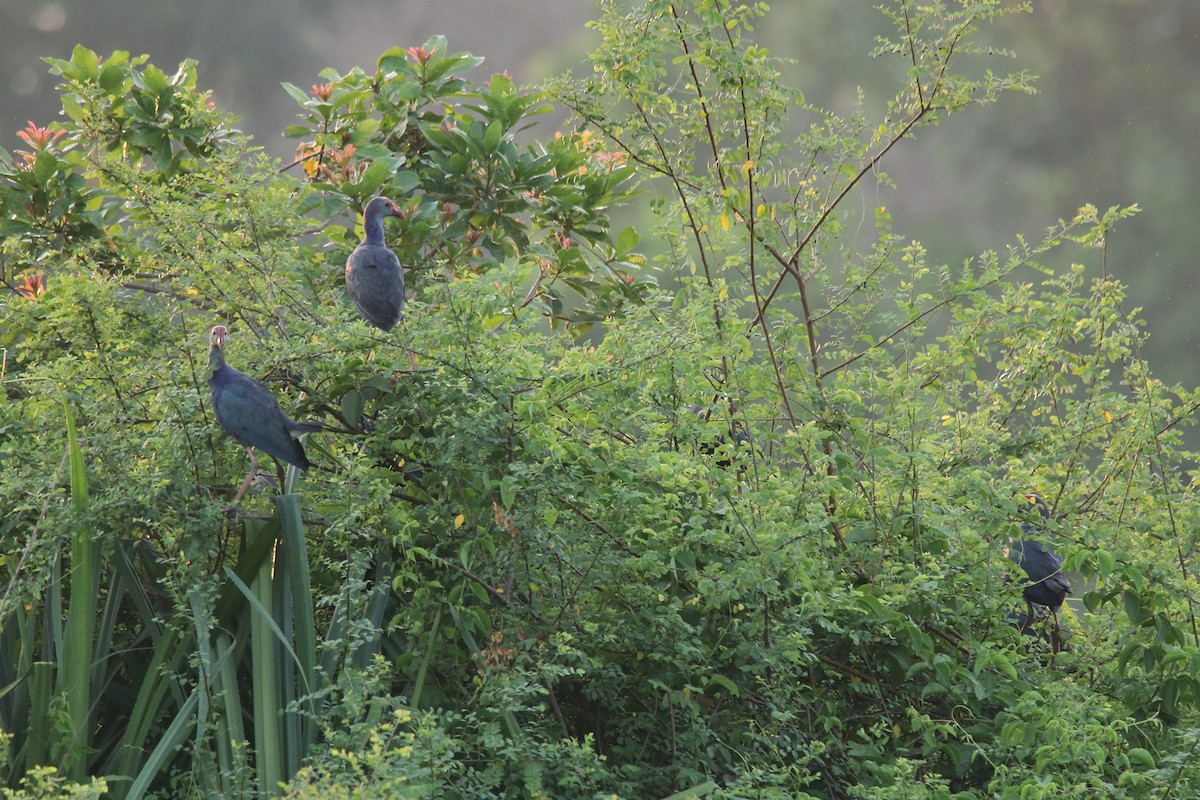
2 0 1197 388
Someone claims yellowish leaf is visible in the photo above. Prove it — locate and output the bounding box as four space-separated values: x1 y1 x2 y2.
454 513 465 529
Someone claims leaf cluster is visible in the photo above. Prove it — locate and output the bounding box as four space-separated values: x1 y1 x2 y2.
283 35 651 331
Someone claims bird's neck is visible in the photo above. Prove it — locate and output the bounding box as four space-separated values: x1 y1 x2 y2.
207 347 226 380
363 207 388 246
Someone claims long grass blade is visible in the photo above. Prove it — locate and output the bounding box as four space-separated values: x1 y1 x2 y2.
0 606 35 779
251 550 283 799
224 569 308 690
659 781 718 799
124 689 200 800
188 589 213 792
410 605 442 709
273 562 299 782
352 539 392 670
60 394 95 780
25 661 53 772
277 493 316 776
108 626 189 795
213 631 248 798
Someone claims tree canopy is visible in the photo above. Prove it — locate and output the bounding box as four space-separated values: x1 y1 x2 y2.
2 2 1199 798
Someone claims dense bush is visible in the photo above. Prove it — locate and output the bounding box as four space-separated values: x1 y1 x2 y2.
3 2 1200 798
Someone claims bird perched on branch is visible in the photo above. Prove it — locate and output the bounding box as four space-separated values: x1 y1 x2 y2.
689 403 751 467
1005 493 1072 652
207 325 322 501
345 196 406 331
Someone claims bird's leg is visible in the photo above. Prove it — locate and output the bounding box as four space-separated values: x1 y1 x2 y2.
1050 609 1062 654
231 447 259 503
1019 602 1034 635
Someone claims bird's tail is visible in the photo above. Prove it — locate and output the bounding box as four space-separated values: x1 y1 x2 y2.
290 421 324 438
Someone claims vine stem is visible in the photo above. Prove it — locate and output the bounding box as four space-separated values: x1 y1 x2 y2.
747 107 932 333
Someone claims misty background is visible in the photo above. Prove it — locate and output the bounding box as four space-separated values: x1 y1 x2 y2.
2 0 1198 396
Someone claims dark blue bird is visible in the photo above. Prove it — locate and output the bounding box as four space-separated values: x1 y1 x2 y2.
207 325 322 500
1006 493 1072 651
345 196 406 331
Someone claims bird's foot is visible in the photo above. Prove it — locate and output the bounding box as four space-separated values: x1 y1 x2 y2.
250 470 279 491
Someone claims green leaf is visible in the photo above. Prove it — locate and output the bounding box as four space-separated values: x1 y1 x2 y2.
483 120 503 152
281 81 313 106
98 54 131 94
1123 590 1150 625
70 44 100 79
141 64 170 95
60 93 87 123
340 389 365 426
615 225 640 256
1127 747 1155 770
705 674 740 696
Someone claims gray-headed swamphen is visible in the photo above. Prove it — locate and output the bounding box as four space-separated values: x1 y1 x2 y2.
1006 492 1072 652
207 325 322 501
345 196 405 331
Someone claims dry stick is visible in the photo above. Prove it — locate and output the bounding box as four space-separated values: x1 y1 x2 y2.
551 83 723 341
901 2 928 108
444 560 513 609
555 100 701 193
750 12 978 329
670 5 728 194
715 3 800 434
817 239 1067 383
239 194 323 327
737 20 965 559
734 64 929 562
809 242 899 325
669 6 733 390
631 97 717 288
121 280 216 311
814 651 873 683
748 107 932 333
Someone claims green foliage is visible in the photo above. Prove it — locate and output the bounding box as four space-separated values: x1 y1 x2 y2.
46 46 230 176
3 3 1200 799
283 34 650 331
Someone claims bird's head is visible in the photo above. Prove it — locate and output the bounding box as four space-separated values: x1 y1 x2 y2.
210 325 228 350
368 196 405 220
1021 492 1051 519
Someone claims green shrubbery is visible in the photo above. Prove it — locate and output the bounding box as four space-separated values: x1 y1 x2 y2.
2 2 1200 798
